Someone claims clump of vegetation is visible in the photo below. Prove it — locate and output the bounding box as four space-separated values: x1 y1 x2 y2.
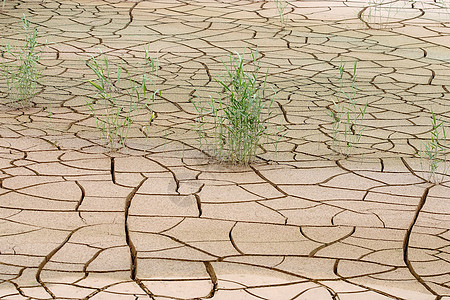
328 60 367 156
192 49 277 165
0 15 43 107
420 110 448 183
86 49 159 151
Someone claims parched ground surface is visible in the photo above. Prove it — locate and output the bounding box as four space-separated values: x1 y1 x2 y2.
0 0 450 299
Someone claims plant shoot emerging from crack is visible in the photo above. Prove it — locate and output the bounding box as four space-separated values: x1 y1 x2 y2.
274 0 289 25
420 110 448 183
328 60 367 156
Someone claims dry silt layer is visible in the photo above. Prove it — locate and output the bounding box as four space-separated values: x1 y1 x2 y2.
0 0 449 299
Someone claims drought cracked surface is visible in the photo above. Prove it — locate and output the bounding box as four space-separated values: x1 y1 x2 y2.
0 0 450 299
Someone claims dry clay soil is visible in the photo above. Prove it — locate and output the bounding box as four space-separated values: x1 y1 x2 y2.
0 0 450 299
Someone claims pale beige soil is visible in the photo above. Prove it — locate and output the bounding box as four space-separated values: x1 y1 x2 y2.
0 0 449 299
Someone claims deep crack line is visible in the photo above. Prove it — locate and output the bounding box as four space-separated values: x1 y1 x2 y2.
36 228 82 299
199 61 212 85
305 226 356 257
403 186 441 299
203 262 218 298
124 177 155 299
121 2 138 33
110 156 116 184
74 181 86 223
229 222 244 255
194 193 203 217
401 157 427 182
74 181 85 211
249 165 288 197
333 259 398 299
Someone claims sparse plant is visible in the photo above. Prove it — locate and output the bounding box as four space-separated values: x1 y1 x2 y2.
192 49 277 165
362 0 450 28
419 110 448 183
361 0 400 29
86 49 159 151
437 0 450 8
0 15 43 107
274 0 289 25
435 0 450 22
327 60 367 156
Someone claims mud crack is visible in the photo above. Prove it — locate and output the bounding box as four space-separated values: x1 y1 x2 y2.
403 186 440 298
124 177 154 299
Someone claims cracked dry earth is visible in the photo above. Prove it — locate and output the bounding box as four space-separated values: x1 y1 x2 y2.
0 0 450 299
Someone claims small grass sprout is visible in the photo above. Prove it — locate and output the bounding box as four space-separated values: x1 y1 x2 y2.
86 50 159 151
361 0 450 28
1 15 43 107
328 60 367 156
274 0 289 25
420 110 448 183
192 49 277 165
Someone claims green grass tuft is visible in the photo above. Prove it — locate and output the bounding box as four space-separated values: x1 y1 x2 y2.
0 15 43 107
192 49 277 165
